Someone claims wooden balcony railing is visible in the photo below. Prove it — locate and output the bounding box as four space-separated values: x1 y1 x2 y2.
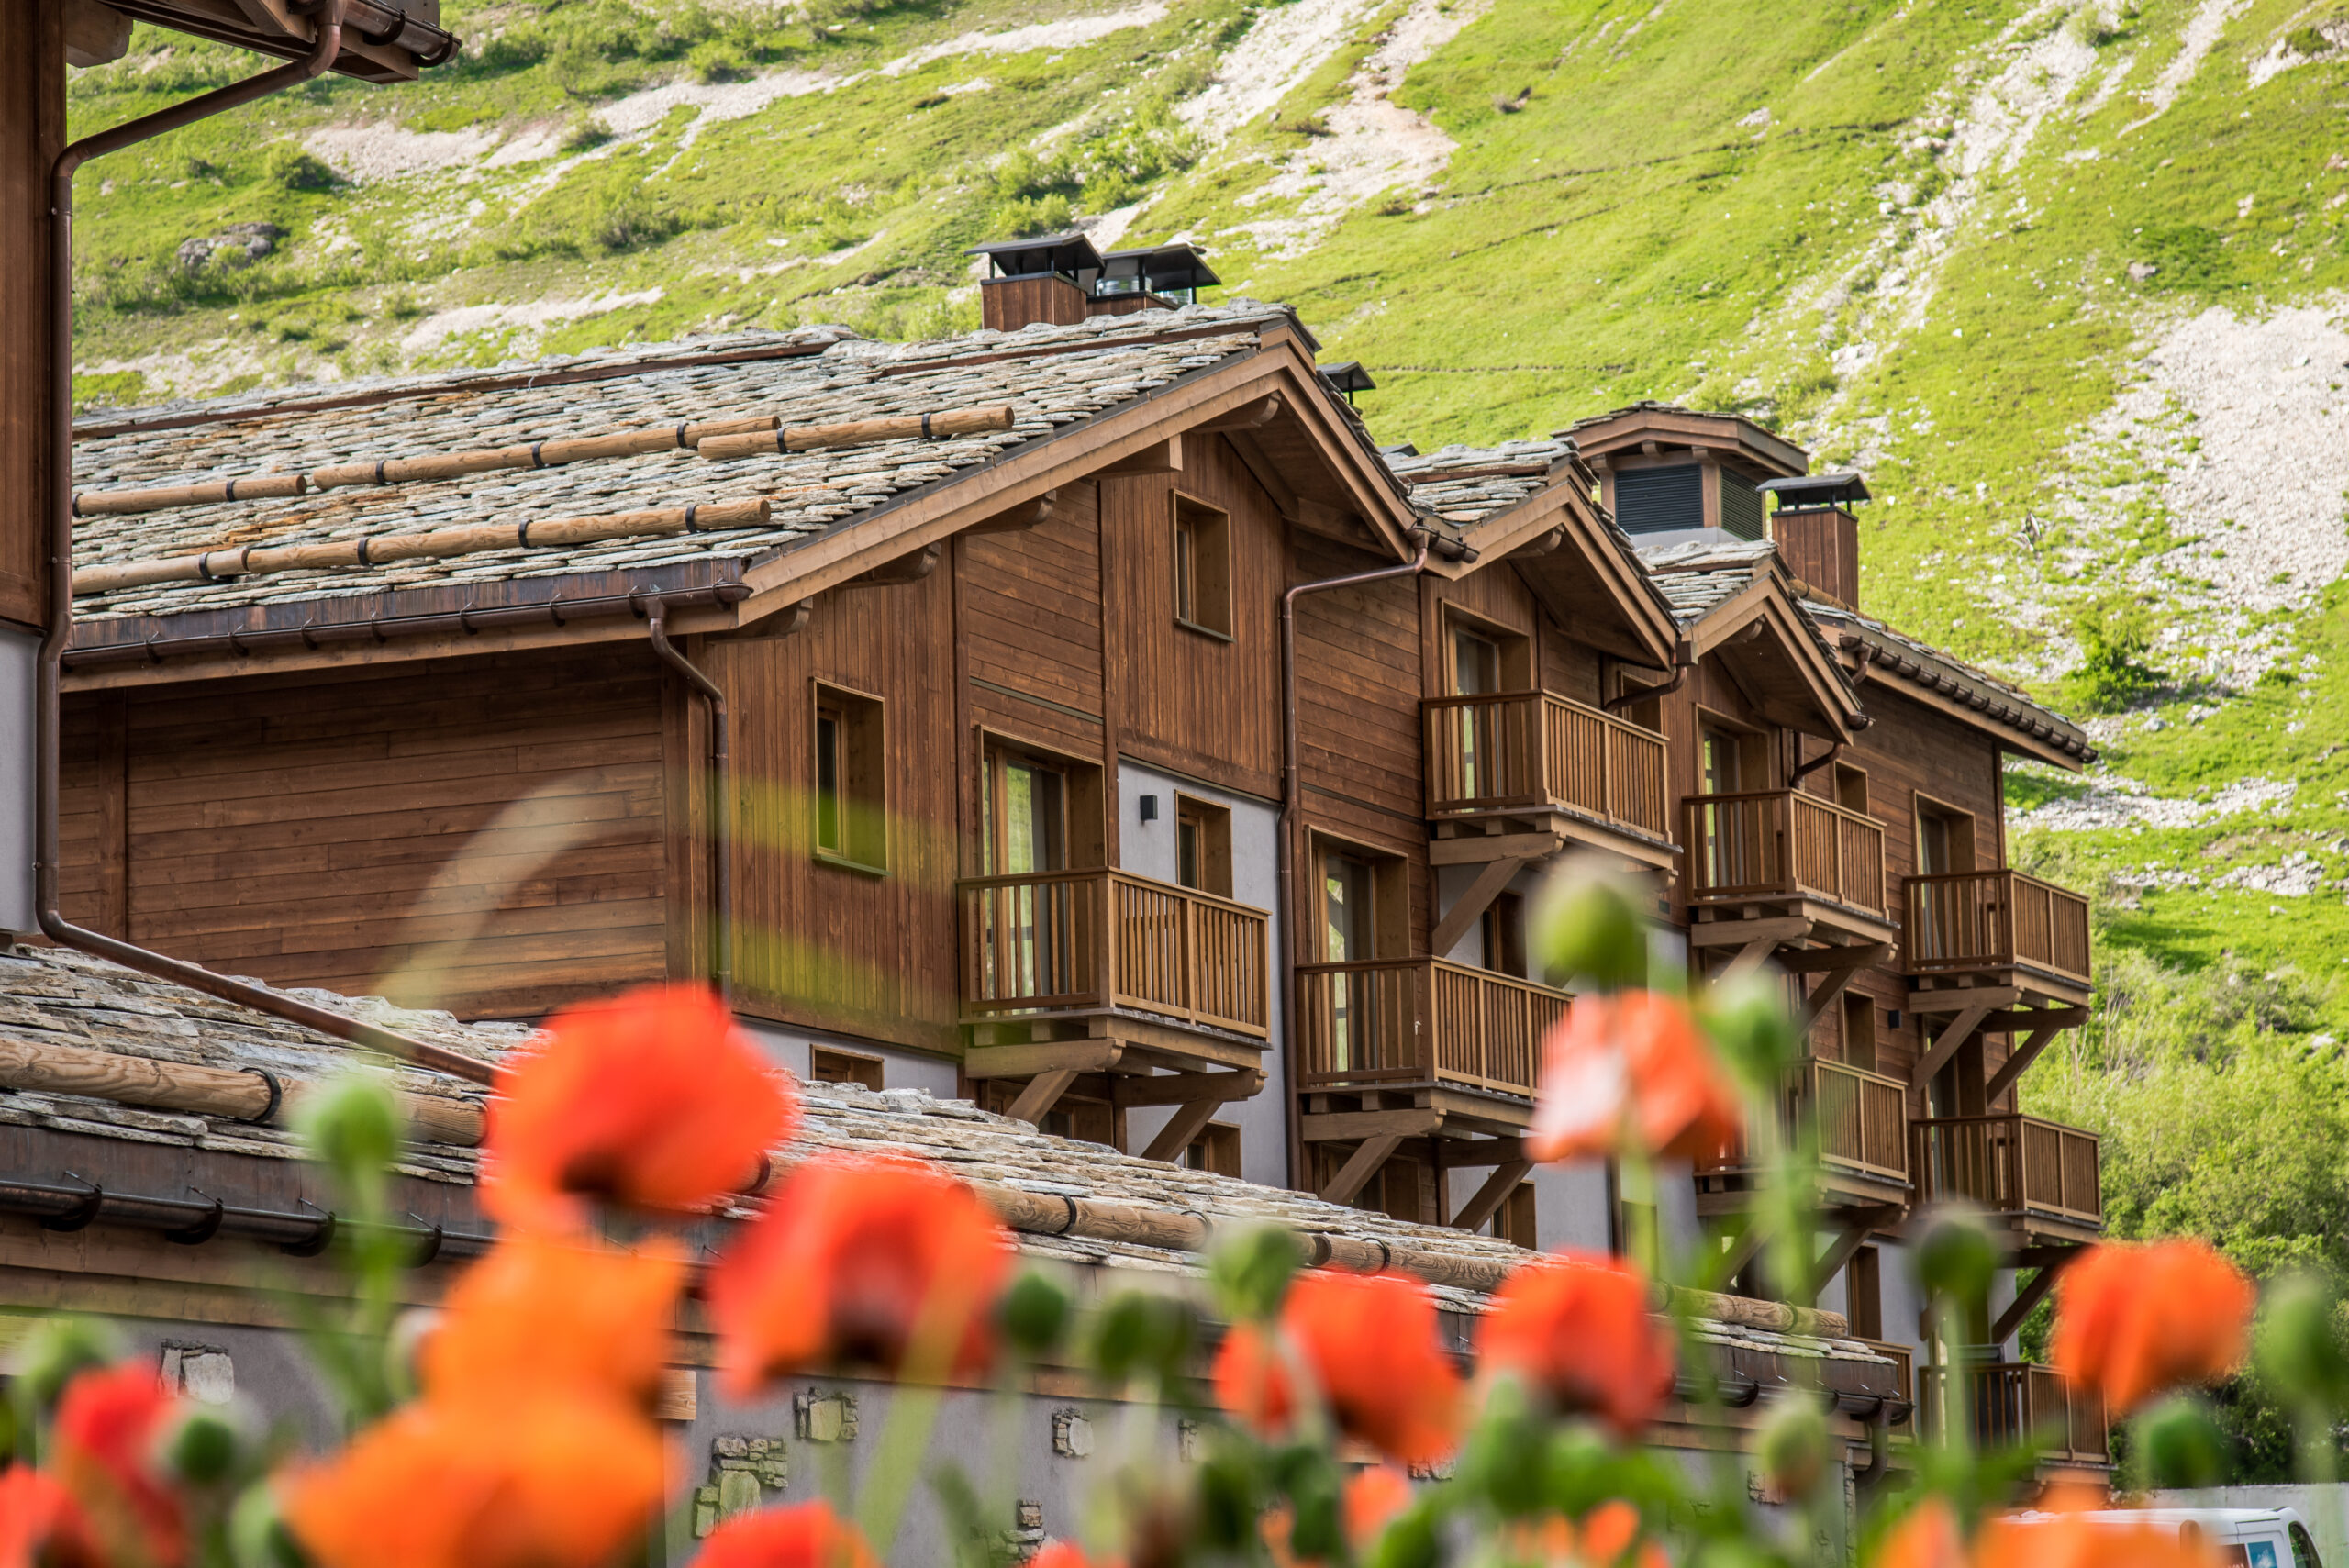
1684 790 1887 917
1918 1362 2108 1465
1424 691 1669 838
1906 868 2092 984
1698 1057 1910 1185
1861 1340 1914 1408
1295 958 1568 1098
1911 1115 2102 1229
956 869 1271 1039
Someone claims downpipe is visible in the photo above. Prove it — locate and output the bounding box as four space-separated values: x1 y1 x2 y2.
647 604 731 1006
31 5 495 1087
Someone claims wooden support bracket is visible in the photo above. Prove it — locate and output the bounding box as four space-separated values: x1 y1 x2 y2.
962 488 1058 537
1319 1134 1404 1206
1113 1068 1266 1108
1007 1068 1082 1128
843 543 940 588
1140 1097 1226 1164
1911 1003 1996 1090
1797 942 1889 1028
1983 1026 2065 1106
1714 1217 1766 1286
1688 917 1817 949
964 1041 1123 1080
1429 855 1541 959
1808 1204 1904 1305
1195 395 1283 432
1429 832 1560 866
1438 1136 1528 1169
1098 435 1183 476
1450 1159 1533 1234
1991 1246 2085 1344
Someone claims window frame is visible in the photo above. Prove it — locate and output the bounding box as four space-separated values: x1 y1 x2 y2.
1171 491 1234 641
1309 830 1409 962
1911 790 1979 875
810 679 888 875
809 1047 885 1092
1173 793 1233 898
974 727 1108 877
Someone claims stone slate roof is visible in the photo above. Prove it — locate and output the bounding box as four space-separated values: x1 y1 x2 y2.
1803 598 2095 763
1637 536 1780 624
68 305 1315 623
0 944 1893 1395
1388 439 1575 526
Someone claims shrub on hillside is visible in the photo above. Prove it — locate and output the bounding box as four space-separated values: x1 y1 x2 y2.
2071 596 2164 710
263 146 340 194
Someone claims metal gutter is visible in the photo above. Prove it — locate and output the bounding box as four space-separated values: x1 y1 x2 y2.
648 603 731 1006
0 1173 490 1262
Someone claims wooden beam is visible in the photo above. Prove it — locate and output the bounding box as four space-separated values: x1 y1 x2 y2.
1450 1160 1532 1233
1798 943 1888 1028
1437 1136 1528 1168
1714 1218 1766 1285
1910 1003 1995 1090
961 488 1057 536
1992 1247 2085 1344
1318 1134 1404 1205
1007 1069 1082 1127
1300 1107 1443 1142
1194 395 1282 432
964 1041 1123 1079
1688 917 1815 949
1720 936 1782 982
1097 435 1183 476
1984 1026 2063 1106
1776 942 1888 974
1112 1069 1266 1108
1140 1097 1225 1164
1808 1205 1903 1305
1429 831 1560 866
841 543 939 588
1429 856 1539 959
1906 984 2022 1015
1975 1005 2091 1036
720 598 812 641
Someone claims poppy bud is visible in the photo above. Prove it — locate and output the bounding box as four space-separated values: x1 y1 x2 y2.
1208 1225 1297 1323
13 1317 121 1418
1529 862 1651 992
163 1405 256 1487
2136 1394 2230 1488
1001 1271 1073 1360
1093 1290 1196 1387
1914 1206 1998 1312
2256 1273 2349 1413
1756 1394 1832 1500
294 1070 402 1210
1700 973 1804 1093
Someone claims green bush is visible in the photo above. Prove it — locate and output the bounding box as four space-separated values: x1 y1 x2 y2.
2286 25 2331 55
559 114 613 153
2070 596 2164 710
263 146 340 194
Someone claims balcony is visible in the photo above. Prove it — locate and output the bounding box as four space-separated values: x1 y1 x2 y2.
1907 868 2092 1005
1423 692 1675 870
1918 1362 2108 1468
1684 788 1895 970
1697 1056 1911 1218
1911 1114 2103 1245
1861 1340 1915 1412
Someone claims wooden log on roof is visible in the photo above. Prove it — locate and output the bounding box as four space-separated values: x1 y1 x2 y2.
306 415 783 492
72 473 308 516
72 497 771 596
0 1035 483 1146
698 405 1018 461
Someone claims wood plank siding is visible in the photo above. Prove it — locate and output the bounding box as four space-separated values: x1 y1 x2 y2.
57 648 672 1018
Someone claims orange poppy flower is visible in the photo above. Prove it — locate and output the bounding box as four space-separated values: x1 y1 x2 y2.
694 1502 882 1568
1527 992 1741 1165
421 1231 685 1412
2050 1240 2254 1415
1495 1502 1650 1567
0 1465 99 1568
1343 1466 1412 1548
1212 1270 1463 1468
50 1363 183 1568
1479 1250 1676 1436
1872 1498 1965 1568
1028 1544 1118 1568
284 1394 669 1568
1973 1509 2223 1568
483 983 796 1233
708 1152 1013 1390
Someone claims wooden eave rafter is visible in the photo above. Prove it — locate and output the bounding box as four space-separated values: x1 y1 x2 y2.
1431 479 1677 666
61 337 1410 689
1843 644 2088 771
1572 408 1808 481
1687 578 1860 740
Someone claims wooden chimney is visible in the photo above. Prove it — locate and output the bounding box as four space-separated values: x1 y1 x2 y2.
1763 473 1871 610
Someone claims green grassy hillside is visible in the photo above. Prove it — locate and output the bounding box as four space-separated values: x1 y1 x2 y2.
64 0 2349 1047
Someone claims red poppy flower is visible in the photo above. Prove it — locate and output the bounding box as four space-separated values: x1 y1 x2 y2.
1479 1251 1676 1436
2050 1240 2254 1415
422 1232 685 1412
1212 1270 1463 1468
483 984 796 1233
51 1363 183 1568
708 1152 1013 1390
1973 1508 2223 1568
1529 992 1742 1164
1028 1544 1117 1568
284 1394 669 1568
694 1502 881 1568
1873 1499 1965 1568
0 1466 99 1568
1343 1467 1412 1549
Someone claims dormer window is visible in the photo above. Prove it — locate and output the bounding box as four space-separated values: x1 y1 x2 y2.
1614 463 1703 534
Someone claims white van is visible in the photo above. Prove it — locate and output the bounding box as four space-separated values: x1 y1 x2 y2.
2006 1507 2323 1568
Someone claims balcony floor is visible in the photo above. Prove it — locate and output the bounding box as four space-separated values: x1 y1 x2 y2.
1430 806 1679 874
1298 1082 1535 1143
1688 899 1898 957
1694 1164 1911 1219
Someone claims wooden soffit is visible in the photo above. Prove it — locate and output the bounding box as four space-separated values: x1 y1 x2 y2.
1687 579 1860 740
1434 482 1678 666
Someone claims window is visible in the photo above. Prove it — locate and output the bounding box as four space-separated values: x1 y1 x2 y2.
1323 851 1376 962
813 683 886 872
1174 795 1232 897
984 751 1067 874
1183 1122 1242 1178
1842 992 1877 1073
809 1047 884 1092
1172 494 1232 638
1495 1182 1537 1250
1833 762 1870 815
1847 1246 1884 1341
1481 889 1526 978
1915 796 1977 875
1452 627 1502 695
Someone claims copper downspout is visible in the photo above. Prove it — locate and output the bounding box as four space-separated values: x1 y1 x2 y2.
646 604 731 1006
34 5 495 1088
1602 637 1696 714
1276 536 1431 1190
